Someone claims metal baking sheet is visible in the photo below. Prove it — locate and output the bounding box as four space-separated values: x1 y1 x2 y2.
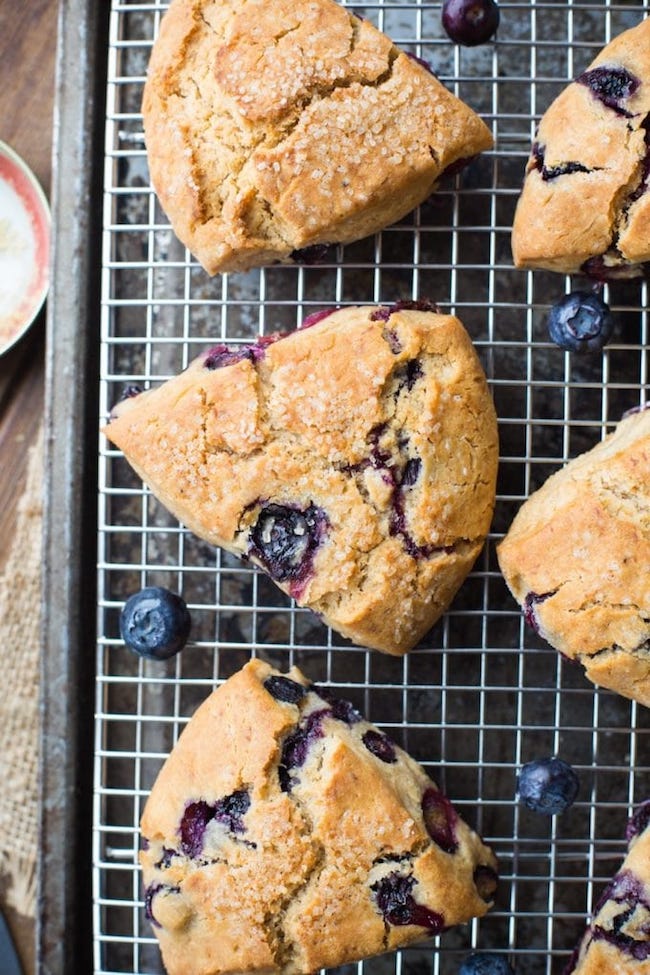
84 2 650 974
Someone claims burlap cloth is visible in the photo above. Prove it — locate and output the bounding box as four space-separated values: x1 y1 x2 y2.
0 421 43 925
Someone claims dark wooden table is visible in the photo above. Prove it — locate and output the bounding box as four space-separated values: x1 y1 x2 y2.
0 4 59 969
0 1 58 573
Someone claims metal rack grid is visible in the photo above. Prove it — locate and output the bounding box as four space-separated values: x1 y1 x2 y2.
95 1 650 973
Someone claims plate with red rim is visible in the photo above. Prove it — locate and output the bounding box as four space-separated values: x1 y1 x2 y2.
0 139 50 356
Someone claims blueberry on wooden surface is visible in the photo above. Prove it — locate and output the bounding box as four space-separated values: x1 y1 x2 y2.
120 586 191 660
517 757 579 815
546 290 614 353
442 0 500 46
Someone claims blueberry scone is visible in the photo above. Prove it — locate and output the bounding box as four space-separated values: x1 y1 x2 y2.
103 303 499 655
497 405 650 707
142 0 493 275
512 17 650 280
140 658 499 975
565 800 650 973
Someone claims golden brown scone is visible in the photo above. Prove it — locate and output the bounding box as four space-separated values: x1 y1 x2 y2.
140 659 499 975
103 303 498 655
565 800 650 974
512 17 650 280
497 405 650 707
142 0 493 274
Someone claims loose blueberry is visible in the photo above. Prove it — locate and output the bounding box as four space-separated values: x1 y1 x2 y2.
371 872 445 932
442 0 500 46
546 290 615 354
517 757 579 815
459 952 515 975
577 66 640 116
120 587 191 660
362 729 397 764
264 675 307 705
422 787 459 854
248 503 327 591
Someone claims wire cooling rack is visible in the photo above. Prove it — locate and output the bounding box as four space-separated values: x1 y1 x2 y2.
95 2 650 973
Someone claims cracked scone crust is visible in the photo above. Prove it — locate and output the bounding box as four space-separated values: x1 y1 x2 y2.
497 406 650 707
511 17 650 279
142 0 493 274
103 304 499 655
565 800 650 973
140 659 498 975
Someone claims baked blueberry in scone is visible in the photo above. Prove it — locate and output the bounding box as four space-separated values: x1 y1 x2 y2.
139 659 498 975
564 799 650 973
512 18 650 280
142 0 493 274
103 304 499 655
497 405 650 707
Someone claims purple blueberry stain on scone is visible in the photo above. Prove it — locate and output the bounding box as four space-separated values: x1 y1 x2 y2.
313 685 363 725
577 65 640 117
264 674 307 705
203 333 285 370
531 142 592 181
299 308 337 329
179 789 251 856
523 590 556 634
247 502 329 598
362 729 398 764
278 709 328 792
626 800 650 843
586 870 650 960
422 787 459 854
371 871 445 932
144 882 180 928
370 298 440 323
154 846 178 870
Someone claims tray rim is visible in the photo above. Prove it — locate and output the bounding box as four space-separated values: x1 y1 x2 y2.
39 1 109 971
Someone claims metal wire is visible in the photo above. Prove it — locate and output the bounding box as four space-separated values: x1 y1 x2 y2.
95 1 650 973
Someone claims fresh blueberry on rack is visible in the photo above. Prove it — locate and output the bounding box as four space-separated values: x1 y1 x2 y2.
459 952 515 975
442 0 500 46
517 757 579 815
546 290 615 354
120 586 191 660
371 871 445 932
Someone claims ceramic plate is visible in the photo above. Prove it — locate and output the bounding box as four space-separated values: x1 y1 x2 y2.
0 140 50 355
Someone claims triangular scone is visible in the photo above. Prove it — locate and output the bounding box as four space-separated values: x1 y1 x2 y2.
103 304 499 655
512 17 650 279
566 800 650 973
142 0 493 274
140 659 498 975
497 406 650 707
